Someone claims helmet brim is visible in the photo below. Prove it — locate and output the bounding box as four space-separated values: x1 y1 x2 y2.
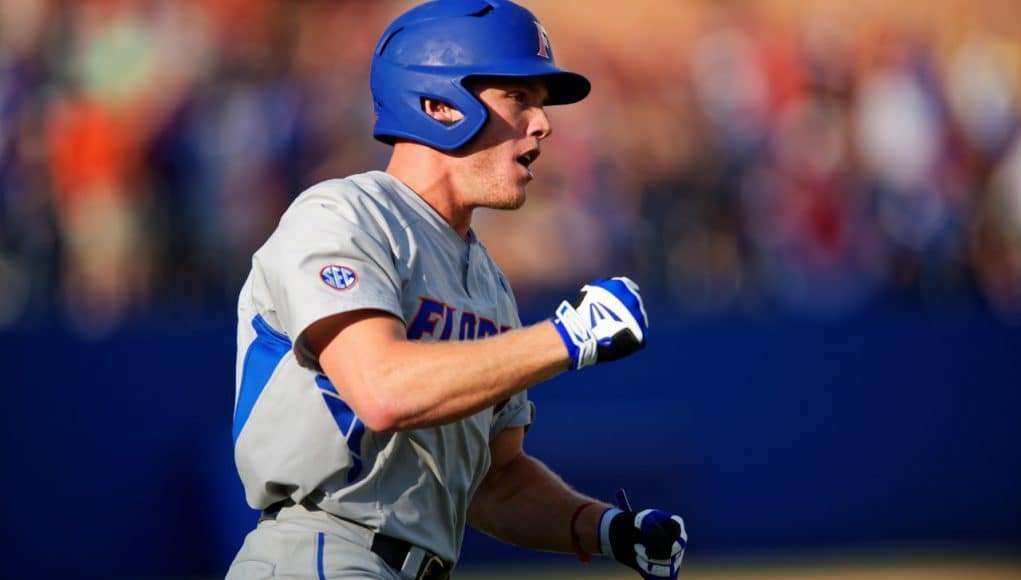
463 69 591 106
540 71 592 105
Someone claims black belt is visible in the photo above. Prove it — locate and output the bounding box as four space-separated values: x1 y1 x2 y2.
261 500 452 580
370 532 451 580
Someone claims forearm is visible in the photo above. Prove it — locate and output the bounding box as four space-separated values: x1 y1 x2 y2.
468 452 610 556
321 317 570 431
312 275 648 433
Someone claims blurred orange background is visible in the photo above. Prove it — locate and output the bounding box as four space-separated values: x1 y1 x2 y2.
2 0 1020 332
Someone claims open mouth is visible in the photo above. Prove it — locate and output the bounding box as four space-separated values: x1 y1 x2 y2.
516 148 540 169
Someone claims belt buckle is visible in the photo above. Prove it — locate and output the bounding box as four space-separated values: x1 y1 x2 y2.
417 554 447 580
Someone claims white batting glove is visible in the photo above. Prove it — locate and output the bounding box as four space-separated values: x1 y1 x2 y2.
552 276 649 370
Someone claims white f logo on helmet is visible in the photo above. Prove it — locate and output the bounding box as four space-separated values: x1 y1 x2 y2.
534 21 552 59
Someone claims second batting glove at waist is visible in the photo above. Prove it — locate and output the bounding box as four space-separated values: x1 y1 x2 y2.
601 506 687 579
552 276 649 370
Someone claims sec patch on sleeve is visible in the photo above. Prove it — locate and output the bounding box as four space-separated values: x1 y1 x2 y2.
320 265 358 291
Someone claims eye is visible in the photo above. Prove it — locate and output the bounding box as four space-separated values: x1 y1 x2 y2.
507 91 528 105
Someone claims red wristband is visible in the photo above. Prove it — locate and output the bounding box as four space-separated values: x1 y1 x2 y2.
570 501 596 563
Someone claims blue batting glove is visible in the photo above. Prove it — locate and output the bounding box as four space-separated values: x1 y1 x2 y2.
552 277 649 370
600 489 687 579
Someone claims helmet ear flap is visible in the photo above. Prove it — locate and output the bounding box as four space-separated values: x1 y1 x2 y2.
419 97 465 127
372 62 489 150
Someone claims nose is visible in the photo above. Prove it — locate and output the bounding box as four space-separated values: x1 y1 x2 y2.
530 107 552 141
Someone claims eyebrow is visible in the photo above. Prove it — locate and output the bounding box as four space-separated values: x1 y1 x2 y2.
466 76 549 102
503 82 549 103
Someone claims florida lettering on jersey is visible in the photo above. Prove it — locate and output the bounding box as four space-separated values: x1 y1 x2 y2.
407 296 513 341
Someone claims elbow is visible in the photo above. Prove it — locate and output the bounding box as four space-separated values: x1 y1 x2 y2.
345 381 405 433
321 363 406 432
357 402 401 432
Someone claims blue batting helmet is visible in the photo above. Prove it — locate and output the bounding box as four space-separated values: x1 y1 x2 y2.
370 0 591 151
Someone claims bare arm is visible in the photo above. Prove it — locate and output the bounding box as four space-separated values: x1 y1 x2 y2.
467 426 611 556
305 310 571 432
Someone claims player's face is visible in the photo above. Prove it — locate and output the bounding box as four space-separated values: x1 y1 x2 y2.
453 78 552 210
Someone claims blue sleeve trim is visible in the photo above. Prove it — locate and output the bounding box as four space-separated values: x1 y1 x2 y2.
233 314 292 443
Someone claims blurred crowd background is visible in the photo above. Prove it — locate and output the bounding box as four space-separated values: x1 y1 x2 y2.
2 1 1020 578
2 0 1020 335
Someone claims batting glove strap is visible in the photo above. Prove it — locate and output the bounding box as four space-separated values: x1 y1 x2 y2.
553 300 598 370
601 508 687 579
598 508 624 556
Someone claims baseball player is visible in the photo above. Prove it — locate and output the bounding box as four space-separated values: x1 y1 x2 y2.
227 1 687 579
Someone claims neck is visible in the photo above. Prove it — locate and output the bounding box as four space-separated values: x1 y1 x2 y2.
386 142 472 239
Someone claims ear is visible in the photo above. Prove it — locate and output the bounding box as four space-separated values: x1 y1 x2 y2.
422 98 465 126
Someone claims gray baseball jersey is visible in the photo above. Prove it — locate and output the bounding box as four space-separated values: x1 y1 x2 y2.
233 170 534 564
